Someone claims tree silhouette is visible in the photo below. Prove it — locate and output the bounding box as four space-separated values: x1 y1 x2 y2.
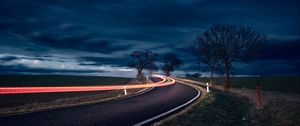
196 24 266 88
161 53 182 76
193 34 221 85
128 50 158 80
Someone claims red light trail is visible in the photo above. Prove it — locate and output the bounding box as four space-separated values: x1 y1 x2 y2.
0 75 175 94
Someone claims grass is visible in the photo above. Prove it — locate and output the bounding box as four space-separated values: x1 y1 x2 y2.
186 76 300 94
158 88 300 126
0 75 131 87
229 88 300 126
157 78 300 126
0 75 142 116
157 90 251 126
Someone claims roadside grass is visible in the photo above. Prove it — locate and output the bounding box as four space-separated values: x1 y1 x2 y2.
0 75 147 116
186 76 300 94
158 88 300 126
229 88 300 126
159 77 300 126
157 90 251 126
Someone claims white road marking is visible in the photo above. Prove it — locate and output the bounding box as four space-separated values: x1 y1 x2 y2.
133 80 201 126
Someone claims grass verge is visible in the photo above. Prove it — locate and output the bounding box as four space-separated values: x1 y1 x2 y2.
156 90 251 126
157 77 300 126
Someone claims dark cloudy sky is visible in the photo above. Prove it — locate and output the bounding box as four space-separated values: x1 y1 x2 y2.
0 0 299 77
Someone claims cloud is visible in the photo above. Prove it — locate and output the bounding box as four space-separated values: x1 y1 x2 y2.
0 64 105 75
79 56 130 67
231 59 300 76
0 0 299 76
261 38 300 60
29 33 132 53
0 54 133 75
0 56 18 62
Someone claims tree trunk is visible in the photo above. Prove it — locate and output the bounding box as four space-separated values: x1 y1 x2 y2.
256 79 261 109
137 69 142 79
225 63 231 88
210 71 214 85
165 71 170 76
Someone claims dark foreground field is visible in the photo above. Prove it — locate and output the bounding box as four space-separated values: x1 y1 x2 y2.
187 76 300 94
156 77 300 126
0 75 138 116
157 89 300 126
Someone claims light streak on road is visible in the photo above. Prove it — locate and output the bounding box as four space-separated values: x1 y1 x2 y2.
0 75 175 94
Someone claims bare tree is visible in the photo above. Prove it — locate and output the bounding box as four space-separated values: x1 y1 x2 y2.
161 53 183 76
244 37 265 71
193 35 220 85
243 38 266 85
128 50 158 80
198 24 266 88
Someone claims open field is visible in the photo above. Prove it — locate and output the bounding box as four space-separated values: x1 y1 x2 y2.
0 75 131 87
0 75 145 116
186 76 300 94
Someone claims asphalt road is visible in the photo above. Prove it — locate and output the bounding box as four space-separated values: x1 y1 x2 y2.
0 78 199 126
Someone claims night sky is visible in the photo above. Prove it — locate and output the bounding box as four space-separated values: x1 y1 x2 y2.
0 0 299 77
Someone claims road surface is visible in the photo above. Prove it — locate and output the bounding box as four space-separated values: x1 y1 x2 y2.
0 78 199 126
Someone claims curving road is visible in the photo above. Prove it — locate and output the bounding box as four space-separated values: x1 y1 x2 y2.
0 78 199 126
